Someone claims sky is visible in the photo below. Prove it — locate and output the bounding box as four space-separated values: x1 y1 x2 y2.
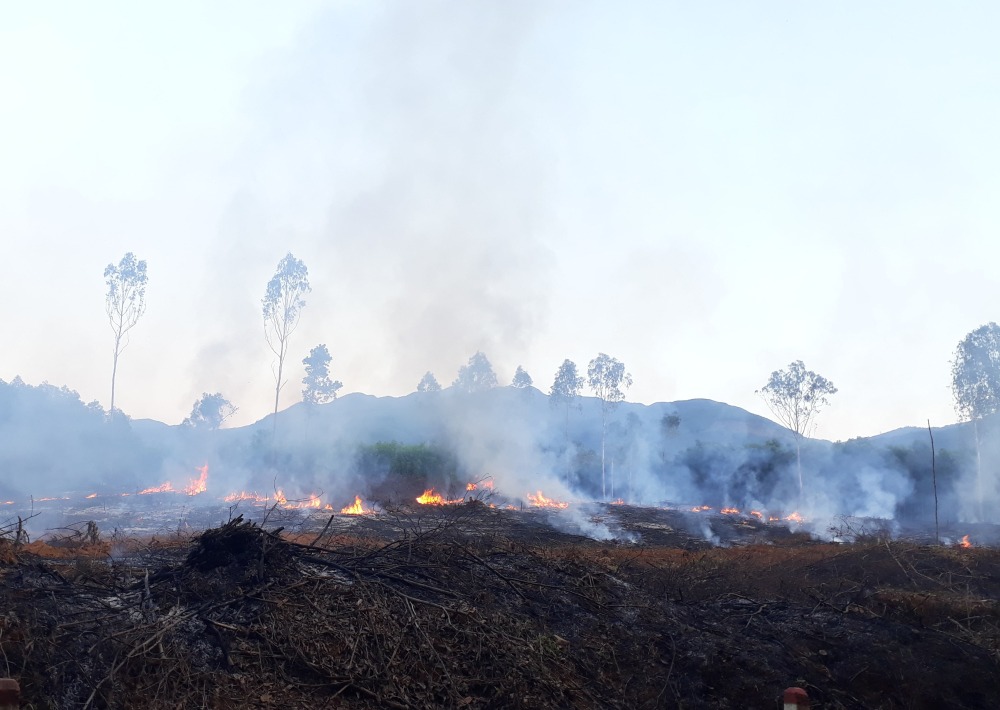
2 1 999 442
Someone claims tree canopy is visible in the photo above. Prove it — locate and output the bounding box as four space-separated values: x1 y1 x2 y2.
417 371 442 393
184 393 238 430
104 252 148 418
452 352 498 393
756 360 837 440
511 366 533 389
302 344 343 405
263 253 311 418
951 322 1000 422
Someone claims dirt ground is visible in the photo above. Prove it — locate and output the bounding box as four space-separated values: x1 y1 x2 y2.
0 502 997 709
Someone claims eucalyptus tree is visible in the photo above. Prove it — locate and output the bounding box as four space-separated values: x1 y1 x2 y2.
452 352 498 393
104 252 148 420
756 360 837 496
511 366 533 388
417 371 442 392
263 253 311 419
587 353 633 499
951 322 1000 517
183 393 238 430
550 359 584 471
302 344 342 405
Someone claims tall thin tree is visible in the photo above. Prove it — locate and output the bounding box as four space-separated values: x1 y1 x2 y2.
950 322 1000 519
263 253 311 423
756 360 837 497
104 253 148 420
587 353 632 500
550 359 584 475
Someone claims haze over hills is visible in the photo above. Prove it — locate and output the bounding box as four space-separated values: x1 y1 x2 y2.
3 375 997 537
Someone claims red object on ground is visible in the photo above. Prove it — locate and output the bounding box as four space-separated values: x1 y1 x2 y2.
0 678 19 709
783 687 809 709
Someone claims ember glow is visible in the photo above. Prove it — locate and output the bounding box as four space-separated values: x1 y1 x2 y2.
184 465 209 496
691 505 712 513
85 493 98 499
340 496 373 515
610 498 626 505
526 491 569 509
749 510 764 520
466 482 477 491
785 512 805 524
720 507 740 515
960 534 972 548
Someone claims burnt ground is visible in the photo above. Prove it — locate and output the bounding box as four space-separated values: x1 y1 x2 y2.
0 502 998 709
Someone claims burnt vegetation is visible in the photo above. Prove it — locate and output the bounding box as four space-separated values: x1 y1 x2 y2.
0 505 997 709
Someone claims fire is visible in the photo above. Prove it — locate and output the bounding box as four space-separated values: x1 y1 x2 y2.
139 482 174 495
749 510 764 520
691 505 712 513
223 491 269 504
785 512 804 524
610 498 626 505
184 465 209 496
416 489 446 505
273 490 322 509
85 493 98 499
340 496 372 515
960 534 972 548
526 491 569 509
466 482 477 491
721 507 740 515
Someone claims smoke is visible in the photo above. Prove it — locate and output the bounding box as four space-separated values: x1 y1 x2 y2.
1 373 995 543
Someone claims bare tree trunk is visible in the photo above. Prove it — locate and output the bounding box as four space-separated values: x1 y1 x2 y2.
600 406 608 500
565 405 571 478
795 436 803 498
109 337 121 421
272 350 285 442
974 418 983 520
610 458 615 499
928 419 938 544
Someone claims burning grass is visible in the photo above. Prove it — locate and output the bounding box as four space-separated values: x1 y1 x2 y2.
0 506 997 708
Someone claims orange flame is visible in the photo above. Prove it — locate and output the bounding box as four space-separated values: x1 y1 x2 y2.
960 534 972 548
184 465 209 496
416 489 446 505
526 491 569 509
466 482 477 491
85 493 98 499
223 491 269 504
139 482 174 495
691 505 712 513
721 507 740 515
274 491 321 509
785 512 804 523
749 510 764 520
340 496 372 515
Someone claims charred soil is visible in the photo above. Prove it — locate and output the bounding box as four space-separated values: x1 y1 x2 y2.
0 504 998 709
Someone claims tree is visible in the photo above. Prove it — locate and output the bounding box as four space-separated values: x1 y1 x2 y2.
756 360 837 497
302 344 343 405
262 253 311 420
104 252 148 420
951 323 1000 517
452 352 497 393
511 366 533 388
587 353 633 499
184 393 238 430
417 371 441 392
550 359 585 471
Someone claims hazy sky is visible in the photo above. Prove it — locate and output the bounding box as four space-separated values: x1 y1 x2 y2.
2 1 999 441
